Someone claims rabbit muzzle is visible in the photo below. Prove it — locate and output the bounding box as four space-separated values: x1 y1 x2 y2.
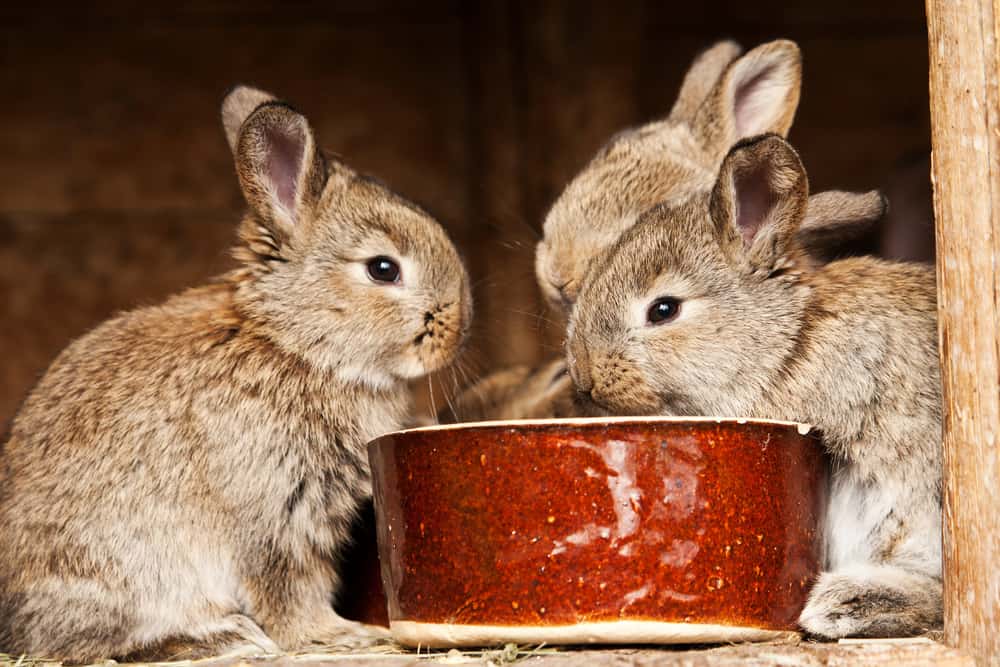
410 301 469 376
568 337 661 416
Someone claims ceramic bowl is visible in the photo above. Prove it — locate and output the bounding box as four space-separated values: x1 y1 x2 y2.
368 417 827 647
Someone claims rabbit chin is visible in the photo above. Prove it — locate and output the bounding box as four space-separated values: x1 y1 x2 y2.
395 348 456 380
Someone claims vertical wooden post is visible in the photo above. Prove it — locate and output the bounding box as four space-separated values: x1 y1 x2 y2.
925 1 1000 664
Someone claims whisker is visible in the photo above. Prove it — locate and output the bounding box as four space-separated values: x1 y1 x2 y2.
441 367 459 422
504 308 563 328
426 374 438 423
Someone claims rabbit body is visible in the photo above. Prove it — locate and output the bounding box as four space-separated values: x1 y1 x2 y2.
0 87 470 661
566 135 941 638
1 283 401 659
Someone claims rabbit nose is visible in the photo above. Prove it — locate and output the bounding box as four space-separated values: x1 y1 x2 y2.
568 336 593 393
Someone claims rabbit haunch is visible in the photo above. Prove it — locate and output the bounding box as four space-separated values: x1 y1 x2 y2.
0 86 470 662
567 134 941 639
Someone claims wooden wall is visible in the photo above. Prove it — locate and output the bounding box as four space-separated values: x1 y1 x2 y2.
0 0 931 425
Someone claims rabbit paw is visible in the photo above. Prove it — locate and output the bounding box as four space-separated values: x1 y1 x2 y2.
284 613 392 652
799 566 942 639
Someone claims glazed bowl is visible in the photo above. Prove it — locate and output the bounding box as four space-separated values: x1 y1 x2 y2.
368 417 827 647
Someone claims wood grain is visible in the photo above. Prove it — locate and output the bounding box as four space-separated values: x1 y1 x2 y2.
127 638 974 667
925 0 1000 664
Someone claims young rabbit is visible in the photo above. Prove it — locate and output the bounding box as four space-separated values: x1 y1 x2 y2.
536 39 885 311
446 187 886 424
446 39 883 426
565 134 941 638
0 86 471 662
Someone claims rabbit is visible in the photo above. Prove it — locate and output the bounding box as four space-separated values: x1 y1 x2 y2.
446 39 882 426
0 85 471 662
564 134 941 639
444 187 886 424
535 39 886 312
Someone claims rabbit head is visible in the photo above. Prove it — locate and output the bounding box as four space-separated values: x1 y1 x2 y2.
222 86 471 389
536 39 802 309
566 134 813 417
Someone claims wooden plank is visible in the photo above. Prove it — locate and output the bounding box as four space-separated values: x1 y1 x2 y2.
925 0 1000 664
83 638 972 667
0 210 236 427
460 0 545 375
0 13 469 225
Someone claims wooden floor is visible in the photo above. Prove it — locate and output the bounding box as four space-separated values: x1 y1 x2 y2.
74 638 966 667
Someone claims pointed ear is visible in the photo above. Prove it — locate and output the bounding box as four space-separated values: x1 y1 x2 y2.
693 40 801 152
710 134 808 270
225 91 327 247
797 190 888 257
668 40 743 123
222 85 277 153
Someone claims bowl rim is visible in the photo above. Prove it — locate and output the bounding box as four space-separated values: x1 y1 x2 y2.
376 415 814 438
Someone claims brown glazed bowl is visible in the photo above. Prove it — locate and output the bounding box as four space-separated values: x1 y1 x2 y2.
368 417 827 647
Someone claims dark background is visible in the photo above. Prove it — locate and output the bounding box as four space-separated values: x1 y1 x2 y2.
0 1 934 426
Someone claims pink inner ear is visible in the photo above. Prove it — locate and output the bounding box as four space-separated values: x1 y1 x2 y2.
733 66 781 138
265 125 305 217
734 163 775 244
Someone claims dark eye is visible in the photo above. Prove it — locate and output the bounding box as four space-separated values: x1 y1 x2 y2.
647 297 681 325
366 256 401 284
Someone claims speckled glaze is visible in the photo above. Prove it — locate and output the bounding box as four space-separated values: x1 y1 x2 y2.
368 417 828 644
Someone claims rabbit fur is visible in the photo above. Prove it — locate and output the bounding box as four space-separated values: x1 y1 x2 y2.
566 134 941 638
536 39 885 312
0 86 471 662
456 40 885 425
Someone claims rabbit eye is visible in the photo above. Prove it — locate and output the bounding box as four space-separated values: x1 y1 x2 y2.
647 297 681 325
366 256 401 284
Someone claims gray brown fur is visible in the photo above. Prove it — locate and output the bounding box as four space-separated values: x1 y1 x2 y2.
438 358 579 424
566 135 941 638
537 39 809 310
460 40 884 425
0 86 470 662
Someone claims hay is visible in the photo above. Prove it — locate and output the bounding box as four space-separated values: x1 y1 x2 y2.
0 643 558 667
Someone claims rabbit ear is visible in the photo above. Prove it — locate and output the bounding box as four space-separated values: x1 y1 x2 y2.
693 40 801 152
223 87 326 246
222 85 276 153
710 134 808 270
796 190 888 256
668 40 743 123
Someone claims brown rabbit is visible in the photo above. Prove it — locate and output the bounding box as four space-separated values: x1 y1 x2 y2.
565 134 941 638
535 39 885 311
451 40 885 425
0 86 471 662
448 186 887 424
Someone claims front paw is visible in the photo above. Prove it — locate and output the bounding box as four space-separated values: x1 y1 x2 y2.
293 616 392 651
799 568 942 639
